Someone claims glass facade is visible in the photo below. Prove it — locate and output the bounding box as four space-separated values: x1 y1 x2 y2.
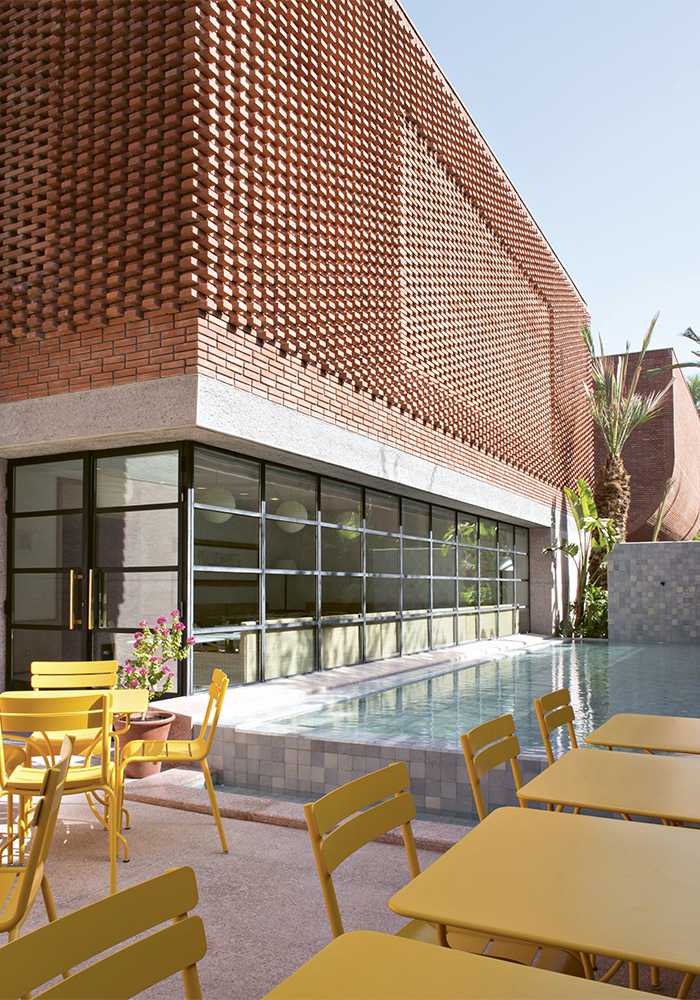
6 443 530 692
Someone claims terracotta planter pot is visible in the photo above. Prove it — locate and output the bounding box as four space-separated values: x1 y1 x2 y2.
116 710 176 778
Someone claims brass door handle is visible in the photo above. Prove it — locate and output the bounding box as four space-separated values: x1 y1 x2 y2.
88 569 94 629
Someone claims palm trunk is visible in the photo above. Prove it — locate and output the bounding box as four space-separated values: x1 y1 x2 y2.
588 454 630 588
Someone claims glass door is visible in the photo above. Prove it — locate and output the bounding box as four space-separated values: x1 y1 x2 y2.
8 448 184 690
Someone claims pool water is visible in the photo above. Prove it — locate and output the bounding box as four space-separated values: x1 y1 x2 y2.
260 642 700 756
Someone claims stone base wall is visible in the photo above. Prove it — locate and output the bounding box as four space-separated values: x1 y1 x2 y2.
609 541 700 642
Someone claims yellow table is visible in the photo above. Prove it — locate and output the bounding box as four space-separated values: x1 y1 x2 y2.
262 930 641 999
585 714 700 754
517 747 700 822
0 688 149 716
390 808 700 989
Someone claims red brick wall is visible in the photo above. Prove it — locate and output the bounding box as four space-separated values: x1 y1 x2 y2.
1 0 592 506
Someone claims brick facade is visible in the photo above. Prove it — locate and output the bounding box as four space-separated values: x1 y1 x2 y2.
1 0 593 510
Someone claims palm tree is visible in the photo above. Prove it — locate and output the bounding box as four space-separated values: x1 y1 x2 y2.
686 374 700 418
582 313 672 583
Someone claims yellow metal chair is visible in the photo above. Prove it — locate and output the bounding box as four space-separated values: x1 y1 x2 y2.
31 660 118 692
0 736 73 942
460 713 527 822
533 687 579 765
118 668 229 853
0 692 123 894
304 761 583 977
0 866 206 1000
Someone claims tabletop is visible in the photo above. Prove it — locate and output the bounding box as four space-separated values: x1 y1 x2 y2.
517 746 700 822
390 807 700 978
585 713 700 754
262 930 641 999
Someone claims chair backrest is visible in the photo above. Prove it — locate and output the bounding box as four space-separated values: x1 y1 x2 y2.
0 866 206 1000
304 762 419 939
533 687 578 765
0 736 74 935
197 668 229 753
0 691 112 777
460 714 526 822
31 660 118 691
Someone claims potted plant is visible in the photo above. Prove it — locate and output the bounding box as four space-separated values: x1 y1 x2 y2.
115 611 195 777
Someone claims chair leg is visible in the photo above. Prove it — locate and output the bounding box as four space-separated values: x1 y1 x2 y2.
181 961 203 1000
201 759 228 853
678 973 696 999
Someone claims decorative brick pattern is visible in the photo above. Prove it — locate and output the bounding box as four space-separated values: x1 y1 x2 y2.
1 0 592 500
608 541 700 642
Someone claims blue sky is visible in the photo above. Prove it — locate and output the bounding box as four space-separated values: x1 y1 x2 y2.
401 0 700 368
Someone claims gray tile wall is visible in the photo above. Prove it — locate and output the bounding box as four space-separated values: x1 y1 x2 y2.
609 541 700 642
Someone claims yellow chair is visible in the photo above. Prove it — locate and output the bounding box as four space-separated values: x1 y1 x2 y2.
31 660 118 692
460 713 527 822
304 761 583 977
118 668 229 853
533 688 579 765
0 692 123 894
0 866 206 999
0 736 73 942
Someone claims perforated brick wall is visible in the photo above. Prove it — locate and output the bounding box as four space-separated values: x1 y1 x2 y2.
1 0 592 503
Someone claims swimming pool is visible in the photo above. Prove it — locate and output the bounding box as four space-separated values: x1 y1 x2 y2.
256 641 700 756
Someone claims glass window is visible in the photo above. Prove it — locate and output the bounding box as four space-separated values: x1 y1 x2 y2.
457 512 477 545
98 571 179 629
13 572 71 625
402 617 429 654
192 633 259 688
500 580 515 605
322 624 362 669
14 514 82 569
265 465 316 521
432 541 455 576
366 621 399 660
480 550 498 578
96 451 179 507
320 479 362 527
498 522 515 549
498 552 515 578
265 628 316 678
479 518 498 548
322 576 362 617
403 578 430 612
433 578 457 611
515 526 529 553
433 615 456 648
516 581 530 606
194 511 259 570
458 546 477 578
459 581 478 608
14 459 83 513
265 573 316 621
193 572 259 628
479 581 498 608
366 490 399 533
265 521 316 571
366 534 399 575
402 498 430 538
194 447 260 513
366 577 400 615
432 506 456 542
97 510 178 568
402 538 429 576
515 552 529 579
321 527 362 574
11 628 82 684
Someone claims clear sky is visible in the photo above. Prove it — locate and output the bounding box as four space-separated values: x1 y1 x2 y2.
400 0 700 369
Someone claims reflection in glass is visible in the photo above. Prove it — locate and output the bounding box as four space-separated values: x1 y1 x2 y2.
366 577 399 615
13 573 70 625
193 572 259 628
433 578 457 611
432 542 455 577
97 510 178 568
14 459 83 513
458 546 477 577
480 550 498 578
516 581 530 606
194 511 259 569
432 506 455 541
320 479 362 526
322 576 362 617
192 633 259 688
459 582 478 608
12 628 82 684
402 498 429 538
403 578 430 612
366 621 399 660
498 523 515 549
479 518 498 548
402 539 429 576
322 624 361 669
366 490 399 533
516 553 529 579
101 571 179 629
265 628 316 678
194 447 260 513
322 527 361 573
265 465 316 520
479 581 497 608
265 574 316 620
265 521 316 571
366 534 399 574
14 514 82 568
457 513 478 545
96 452 179 507
498 552 514 578
500 580 515 605
515 526 529 553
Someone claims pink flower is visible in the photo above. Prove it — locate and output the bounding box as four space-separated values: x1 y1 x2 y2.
133 632 143 641
186 637 196 646
139 667 148 676
125 665 136 675
139 620 149 628
164 667 174 677
157 616 168 625
173 622 185 631
171 610 180 618
130 679 138 688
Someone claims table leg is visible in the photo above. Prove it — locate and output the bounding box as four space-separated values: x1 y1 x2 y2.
629 962 639 990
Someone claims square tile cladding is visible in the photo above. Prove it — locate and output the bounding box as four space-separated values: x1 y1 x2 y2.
0 0 593 508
